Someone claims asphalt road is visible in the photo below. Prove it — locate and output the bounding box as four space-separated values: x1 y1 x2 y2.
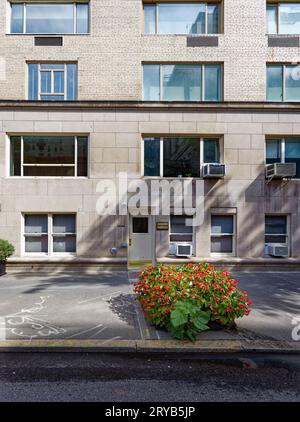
0 353 299 402
1 271 299 346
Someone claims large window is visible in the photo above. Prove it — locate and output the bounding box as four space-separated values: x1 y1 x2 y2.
10 135 88 177
265 215 288 245
266 138 300 178
23 214 76 255
211 214 235 255
267 64 300 102
267 2 300 34
143 137 220 177
143 64 222 101
28 63 77 101
144 2 220 35
10 2 89 34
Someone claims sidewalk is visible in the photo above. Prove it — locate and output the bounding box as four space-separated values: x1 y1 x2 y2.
0 270 299 354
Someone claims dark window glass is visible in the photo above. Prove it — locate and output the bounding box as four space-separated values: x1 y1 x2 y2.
266 139 281 164
25 214 48 234
285 138 300 178
163 138 200 177
265 215 287 244
53 215 76 234
203 139 219 163
170 216 193 242
132 217 149 234
265 216 287 234
211 215 233 234
211 236 233 253
23 136 75 165
23 166 75 177
211 215 234 254
53 236 76 253
144 138 160 176
77 136 88 176
10 136 21 176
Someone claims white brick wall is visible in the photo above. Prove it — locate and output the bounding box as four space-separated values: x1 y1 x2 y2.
0 0 299 102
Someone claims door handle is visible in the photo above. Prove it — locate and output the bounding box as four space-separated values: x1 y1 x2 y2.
129 238 132 246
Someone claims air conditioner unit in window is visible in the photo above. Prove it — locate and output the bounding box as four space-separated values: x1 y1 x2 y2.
266 163 296 179
267 244 289 258
176 243 193 257
203 163 226 178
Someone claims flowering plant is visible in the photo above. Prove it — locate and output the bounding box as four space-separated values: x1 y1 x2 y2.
134 263 251 341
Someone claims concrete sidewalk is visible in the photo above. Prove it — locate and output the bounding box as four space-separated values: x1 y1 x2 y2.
0 270 299 353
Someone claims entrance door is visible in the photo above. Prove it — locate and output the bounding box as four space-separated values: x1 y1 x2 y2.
128 216 153 263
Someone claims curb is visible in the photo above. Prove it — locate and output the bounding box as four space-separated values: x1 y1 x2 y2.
0 339 299 354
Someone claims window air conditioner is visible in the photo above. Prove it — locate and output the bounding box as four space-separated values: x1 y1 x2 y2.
203 163 226 178
267 244 289 258
266 163 296 179
176 243 193 257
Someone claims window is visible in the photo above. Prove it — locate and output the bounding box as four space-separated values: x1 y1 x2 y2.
169 215 193 255
132 217 149 234
143 64 222 101
143 137 220 177
267 64 300 102
266 138 300 178
144 2 220 35
24 214 76 255
28 63 77 101
10 2 89 34
267 2 300 34
265 215 288 246
10 135 88 177
211 214 235 255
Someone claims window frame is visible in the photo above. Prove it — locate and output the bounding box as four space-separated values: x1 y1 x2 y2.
143 1 221 35
142 63 223 102
9 135 89 178
22 213 77 256
142 136 222 178
9 1 90 35
210 213 236 257
266 63 300 102
264 214 290 256
265 136 300 178
266 1 300 35
169 215 195 256
27 62 78 101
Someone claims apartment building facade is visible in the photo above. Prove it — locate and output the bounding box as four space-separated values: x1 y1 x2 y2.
0 0 300 268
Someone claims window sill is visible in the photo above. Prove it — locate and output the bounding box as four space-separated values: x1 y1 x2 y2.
6 33 90 36
7 176 89 180
142 34 222 37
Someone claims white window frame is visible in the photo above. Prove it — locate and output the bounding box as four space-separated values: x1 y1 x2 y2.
9 2 89 35
143 64 222 102
38 63 67 101
169 215 195 256
210 214 236 257
264 214 290 250
22 213 77 257
267 2 300 35
9 135 89 179
144 2 221 35
142 136 222 178
267 64 300 102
